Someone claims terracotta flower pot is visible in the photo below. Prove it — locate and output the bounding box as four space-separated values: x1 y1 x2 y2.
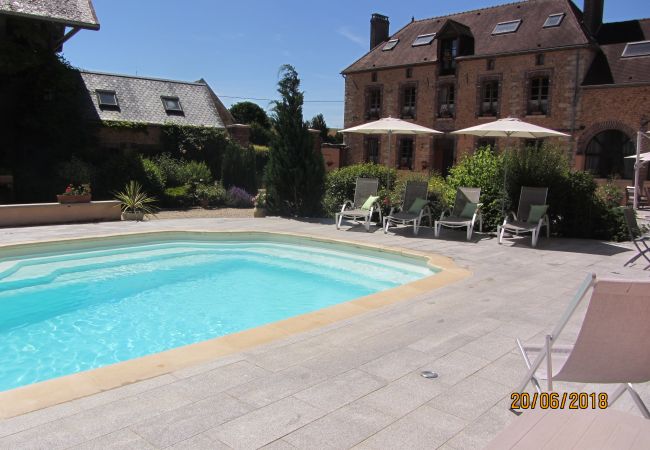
253 207 266 218
57 194 91 204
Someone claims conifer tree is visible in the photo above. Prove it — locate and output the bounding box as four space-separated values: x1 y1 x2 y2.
265 65 325 216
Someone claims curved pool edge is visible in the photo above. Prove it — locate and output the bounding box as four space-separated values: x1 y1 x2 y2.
0 230 470 419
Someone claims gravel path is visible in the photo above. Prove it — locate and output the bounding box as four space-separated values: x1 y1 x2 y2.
153 208 254 219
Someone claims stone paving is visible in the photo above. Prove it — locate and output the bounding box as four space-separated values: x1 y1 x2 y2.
0 217 648 449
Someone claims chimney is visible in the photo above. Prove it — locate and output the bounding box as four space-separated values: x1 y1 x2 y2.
583 0 604 36
370 13 389 50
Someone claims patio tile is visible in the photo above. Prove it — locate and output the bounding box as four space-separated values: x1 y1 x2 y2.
444 398 515 450
206 397 324 450
294 369 386 413
0 401 81 439
354 371 449 419
70 429 154 450
457 331 516 361
283 403 395 449
360 347 431 382
226 365 327 408
130 392 251 448
426 350 492 387
428 375 512 421
172 361 270 400
168 433 232 449
356 404 466 449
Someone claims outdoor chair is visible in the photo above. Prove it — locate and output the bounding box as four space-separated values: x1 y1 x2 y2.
335 177 381 232
626 185 650 208
434 187 482 241
497 186 550 248
383 181 431 235
623 207 650 269
513 273 650 419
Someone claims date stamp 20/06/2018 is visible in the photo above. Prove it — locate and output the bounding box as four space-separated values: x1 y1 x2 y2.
511 392 608 410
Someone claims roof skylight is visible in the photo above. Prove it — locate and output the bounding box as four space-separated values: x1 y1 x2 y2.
622 41 650 58
97 90 118 107
543 13 565 28
412 33 436 47
492 20 522 35
161 96 183 114
382 39 399 51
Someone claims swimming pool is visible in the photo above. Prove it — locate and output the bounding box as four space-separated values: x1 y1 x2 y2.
0 233 436 392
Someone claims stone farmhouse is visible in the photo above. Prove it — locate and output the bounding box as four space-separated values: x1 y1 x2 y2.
341 0 650 184
0 0 246 156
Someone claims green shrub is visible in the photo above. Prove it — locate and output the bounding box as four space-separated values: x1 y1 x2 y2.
323 163 397 216
163 185 192 208
222 142 257 194
254 145 270 187
56 156 94 186
140 157 166 196
93 151 147 199
153 153 184 186
194 182 227 206
446 147 505 230
428 173 454 219
180 160 212 184
596 179 624 209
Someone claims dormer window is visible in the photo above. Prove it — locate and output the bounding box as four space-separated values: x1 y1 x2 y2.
382 39 399 51
162 96 183 114
543 13 565 28
492 20 522 35
622 41 650 58
412 33 435 47
97 90 118 108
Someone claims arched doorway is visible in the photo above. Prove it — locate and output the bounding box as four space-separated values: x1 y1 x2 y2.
584 130 635 179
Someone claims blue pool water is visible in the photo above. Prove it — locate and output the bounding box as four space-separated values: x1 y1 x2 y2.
0 235 434 391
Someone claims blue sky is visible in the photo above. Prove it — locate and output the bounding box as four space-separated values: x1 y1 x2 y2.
63 0 648 129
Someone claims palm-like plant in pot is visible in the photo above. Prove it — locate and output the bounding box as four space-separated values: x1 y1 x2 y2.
115 181 158 221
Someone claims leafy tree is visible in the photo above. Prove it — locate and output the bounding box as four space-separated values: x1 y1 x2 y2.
309 113 329 142
229 101 273 146
265 65 325 216
229 101 270 128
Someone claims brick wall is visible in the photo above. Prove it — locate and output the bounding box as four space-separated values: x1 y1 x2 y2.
343 48 598 173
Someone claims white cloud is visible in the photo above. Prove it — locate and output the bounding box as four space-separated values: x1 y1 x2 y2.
337 26 366 48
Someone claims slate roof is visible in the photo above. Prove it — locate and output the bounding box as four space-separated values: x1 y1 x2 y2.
0 0 99 29
583 19 650 86
343 0 590 73
78 71 232 128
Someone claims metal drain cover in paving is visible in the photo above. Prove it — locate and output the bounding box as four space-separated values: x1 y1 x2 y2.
420 371 438 379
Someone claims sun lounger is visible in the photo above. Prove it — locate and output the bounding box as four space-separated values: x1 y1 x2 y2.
383 181 431 235
623 207 650 269
514 273 650 418
434 187 482 241
498 186 549 247
335 177 381 232
486 408 650 450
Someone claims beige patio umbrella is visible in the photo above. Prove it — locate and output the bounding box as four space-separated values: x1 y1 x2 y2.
451 117 570 213
627 131 650 209
340 117 443 189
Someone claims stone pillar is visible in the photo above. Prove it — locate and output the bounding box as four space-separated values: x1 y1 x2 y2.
227 124 251 147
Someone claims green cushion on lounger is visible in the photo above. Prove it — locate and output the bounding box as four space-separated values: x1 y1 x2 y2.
527 204 548 223
408 197 428 214
460 202 478 219
361 195 379 210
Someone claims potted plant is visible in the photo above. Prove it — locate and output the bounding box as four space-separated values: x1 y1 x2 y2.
253 190 267 218
114 180 158 221
57 183 92 203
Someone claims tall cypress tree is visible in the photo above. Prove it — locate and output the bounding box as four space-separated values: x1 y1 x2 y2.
265 65 325 216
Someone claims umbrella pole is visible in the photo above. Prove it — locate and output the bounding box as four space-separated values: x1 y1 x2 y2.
387 130 392 191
